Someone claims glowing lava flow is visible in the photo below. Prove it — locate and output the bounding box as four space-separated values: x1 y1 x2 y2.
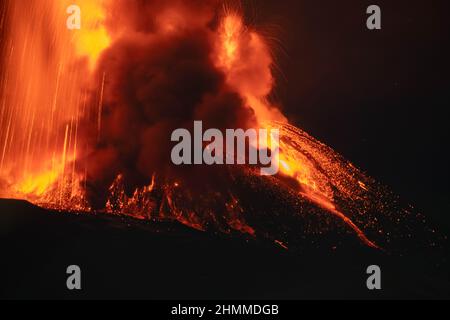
213 14 378 248
0 1 382 249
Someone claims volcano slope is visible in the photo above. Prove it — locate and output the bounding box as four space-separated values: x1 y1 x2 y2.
0 187 448 300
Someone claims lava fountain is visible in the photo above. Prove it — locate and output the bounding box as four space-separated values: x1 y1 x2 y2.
0 0 436 251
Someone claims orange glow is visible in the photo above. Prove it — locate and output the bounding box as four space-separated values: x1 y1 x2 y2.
66 0 111 69
16 167 62 197
0 0 109 209
0 3 379 248
214 14 286 124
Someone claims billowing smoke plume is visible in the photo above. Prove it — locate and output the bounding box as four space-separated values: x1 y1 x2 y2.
80 0 258 209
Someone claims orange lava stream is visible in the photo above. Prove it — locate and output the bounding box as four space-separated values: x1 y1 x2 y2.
214 14 378 248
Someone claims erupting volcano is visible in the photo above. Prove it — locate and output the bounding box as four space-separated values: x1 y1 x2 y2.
0 0 438 252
